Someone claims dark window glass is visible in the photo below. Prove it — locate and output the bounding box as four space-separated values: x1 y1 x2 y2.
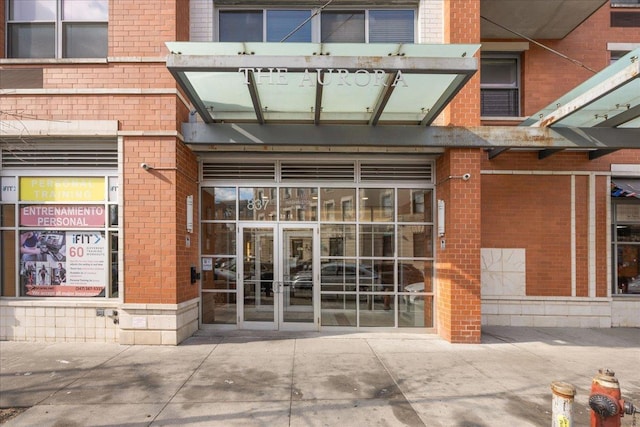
321 11 365 42
267 10 312 42
219 11 263 42
8 23 55 58
369 10 414 43
63 23 108 58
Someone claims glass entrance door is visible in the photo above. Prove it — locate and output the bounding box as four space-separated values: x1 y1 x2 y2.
239 224 318 330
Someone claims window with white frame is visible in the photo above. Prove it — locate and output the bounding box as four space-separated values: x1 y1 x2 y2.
6 0 108 59
480 53 521 117
218 8 414 43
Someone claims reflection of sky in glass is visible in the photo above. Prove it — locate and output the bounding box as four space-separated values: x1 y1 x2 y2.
10 0 108 21
10 0 56 20
63 0 109 20
215 187 236 202
239 188 255 201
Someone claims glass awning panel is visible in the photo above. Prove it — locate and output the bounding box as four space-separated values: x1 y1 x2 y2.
523 48 640 129
166 42 479 125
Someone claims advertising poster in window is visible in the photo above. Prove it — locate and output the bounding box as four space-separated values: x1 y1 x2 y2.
20 230 107 297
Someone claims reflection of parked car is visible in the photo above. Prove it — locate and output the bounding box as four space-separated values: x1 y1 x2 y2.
627 276 640 294
291 262 378 294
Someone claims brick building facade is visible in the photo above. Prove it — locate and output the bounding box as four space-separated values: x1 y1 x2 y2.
1 0 638 345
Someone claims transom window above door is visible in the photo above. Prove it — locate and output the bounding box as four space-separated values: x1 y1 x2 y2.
217 9 415 43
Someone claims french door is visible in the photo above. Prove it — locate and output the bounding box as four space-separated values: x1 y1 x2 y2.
238 224 319 330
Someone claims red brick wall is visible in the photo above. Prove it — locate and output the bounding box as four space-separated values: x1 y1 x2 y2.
445 0 481 127
0 0 197 306
436 148 482 343
110 0 179 57
521 4 640 115
481 150 637 299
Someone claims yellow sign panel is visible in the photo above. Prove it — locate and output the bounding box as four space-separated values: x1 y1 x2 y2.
20 177 105 202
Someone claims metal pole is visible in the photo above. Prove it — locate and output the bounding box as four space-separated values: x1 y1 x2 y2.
552 381 577 427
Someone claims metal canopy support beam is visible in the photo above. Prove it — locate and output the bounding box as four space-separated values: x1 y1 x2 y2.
314 71 324 125
369 72 398 126
528 59 640 127
486 147 511 159
538 149 564 159
589 149 619 160
246 70 265 124
167 54 478 74
595 104 640 128
420 73 471 126
167 68 214 124
182 123 640 149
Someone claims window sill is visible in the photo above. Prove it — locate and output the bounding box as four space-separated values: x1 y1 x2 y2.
0 58 108 65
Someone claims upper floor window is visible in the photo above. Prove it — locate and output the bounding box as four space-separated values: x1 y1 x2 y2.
611 0 640 6
480 53 521 117
6 0 108 59
218 9 415 43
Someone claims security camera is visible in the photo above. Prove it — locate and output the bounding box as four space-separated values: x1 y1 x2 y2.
140 163 151 171
462 173 471 181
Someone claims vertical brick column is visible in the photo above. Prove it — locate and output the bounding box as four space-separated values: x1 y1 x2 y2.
436 149 482 343
437 0 482 343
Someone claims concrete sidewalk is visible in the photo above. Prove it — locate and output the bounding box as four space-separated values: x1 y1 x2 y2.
1 326 639 426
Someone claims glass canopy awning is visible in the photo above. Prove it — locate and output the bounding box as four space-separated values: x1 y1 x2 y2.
522 48 640 129
166 42 479 126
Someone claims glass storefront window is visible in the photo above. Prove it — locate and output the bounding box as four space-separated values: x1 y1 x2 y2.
240 187 276 221
320 224 356 257
279 187 317 221
201 223 236 255
199 182 434 328
398 225 432 258
359 224 394 257
613 201 640 295
0 176 117 298
398 189 432 222
321 188 355 221
359 188 394 222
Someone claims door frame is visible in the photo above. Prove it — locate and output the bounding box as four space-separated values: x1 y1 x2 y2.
237 222 319 331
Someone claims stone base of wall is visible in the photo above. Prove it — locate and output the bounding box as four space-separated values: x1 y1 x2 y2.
0 299 120 342
118 298 199 345
611 296 640 327
481 297 615 328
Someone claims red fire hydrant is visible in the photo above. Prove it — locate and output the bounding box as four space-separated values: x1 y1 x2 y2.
589 369 637 427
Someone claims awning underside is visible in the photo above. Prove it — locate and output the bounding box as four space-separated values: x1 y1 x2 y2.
166 42 480 126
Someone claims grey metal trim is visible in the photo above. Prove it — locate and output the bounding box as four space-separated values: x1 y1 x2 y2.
486 147 511 159
314 71 324 125
595 104 640 128
182 123 640 149
369 72 398 126
167 54 478 74
538 149 565 159
167 67 213 124
246 70 265 124
420 73 471 126
589 149 619 160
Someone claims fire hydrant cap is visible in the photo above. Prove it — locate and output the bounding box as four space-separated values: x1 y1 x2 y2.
551 381 577 398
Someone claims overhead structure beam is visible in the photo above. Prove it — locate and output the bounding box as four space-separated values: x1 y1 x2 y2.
182 123 640 149
246 70 265 124
595 104 640 128
369 72 398 126
538 149 565 159
589 149 619 160
314 71 324 125
486 147 511 159
528 59 640 127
